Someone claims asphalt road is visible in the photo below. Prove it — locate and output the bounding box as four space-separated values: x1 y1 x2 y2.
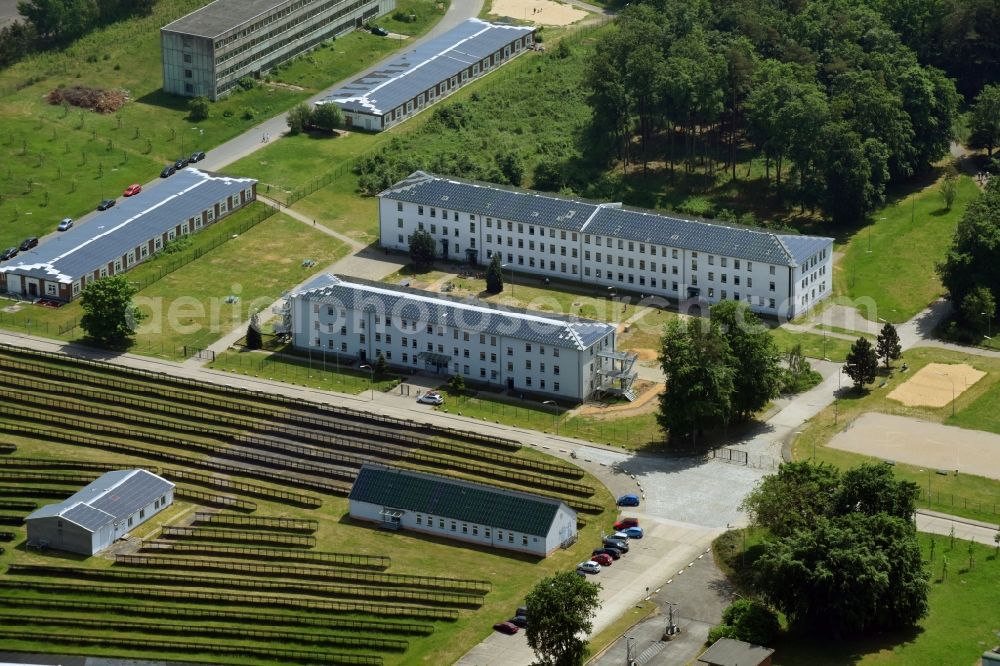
0 0 18 28
198 0 486 173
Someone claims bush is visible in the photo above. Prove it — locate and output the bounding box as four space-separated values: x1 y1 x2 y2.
241 106 257 120
708 599 780 646
448 374 466 393
287 103 312 135
237 76 256 91
187 96 210 121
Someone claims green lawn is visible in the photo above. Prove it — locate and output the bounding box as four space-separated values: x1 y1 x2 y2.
278 172 382 245
210 349 401 395
714 529 1000 666
0 0 448 248
834 176 980 323
792 347 1000 524
815 324 877 340
768 327 856 362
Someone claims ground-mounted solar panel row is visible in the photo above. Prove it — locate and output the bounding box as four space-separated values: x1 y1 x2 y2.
0 345 605 664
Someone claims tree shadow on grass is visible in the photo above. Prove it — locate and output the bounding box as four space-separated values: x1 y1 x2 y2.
772 624 924 665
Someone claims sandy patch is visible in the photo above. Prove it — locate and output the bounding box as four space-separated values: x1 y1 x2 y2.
829 412 1000 480
490 0 588 26
887 363 985 407
579 382 662 418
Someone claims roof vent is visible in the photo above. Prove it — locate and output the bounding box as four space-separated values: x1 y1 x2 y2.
441 195 449 201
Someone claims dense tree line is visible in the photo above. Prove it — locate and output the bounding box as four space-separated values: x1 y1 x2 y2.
587 0 963 225
0 0 154 67
741 461 928 637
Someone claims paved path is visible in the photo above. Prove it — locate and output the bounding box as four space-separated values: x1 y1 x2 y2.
915 509 998 547
0 0 18 28
198 0 486 174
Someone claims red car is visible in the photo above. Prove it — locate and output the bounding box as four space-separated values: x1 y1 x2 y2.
614 517 640 531
591 553 613 567
123 183 142 197
493 621 519 635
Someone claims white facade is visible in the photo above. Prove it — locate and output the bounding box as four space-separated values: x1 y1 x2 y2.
378 173 835 320
286 274 628 402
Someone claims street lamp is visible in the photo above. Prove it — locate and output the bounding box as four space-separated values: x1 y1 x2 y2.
938 372 955 417
360 363 374 400
663 601 679 638
501 263 515 297
982 311 992 340
543 400 558 435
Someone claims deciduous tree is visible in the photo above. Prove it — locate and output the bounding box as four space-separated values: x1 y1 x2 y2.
525 570 601 666
710 300 782 420
408 229 436 271
311 103 342 131
79 275 144 348
939 178 1000 312
741 461 840 537
287 103 312 135
969 85 1000 158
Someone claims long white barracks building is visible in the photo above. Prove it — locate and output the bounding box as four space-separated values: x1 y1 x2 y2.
378 172 834 320
285 274 637 402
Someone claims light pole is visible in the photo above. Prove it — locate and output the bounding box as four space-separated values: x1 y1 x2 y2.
663 601 679 638
360 363 374 400
625 635 636 665
938 372 955 417
982 311 992 341
543 400 558 435
501 263 515 297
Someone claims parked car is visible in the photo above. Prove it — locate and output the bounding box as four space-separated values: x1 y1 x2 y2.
577 561 601 574
508 615 528 628
160 165 176 178
614 517 640 531
123 183 142 197
19 237 38 251
617 494 640 507
623 526 644 539
590 553 613 567
1 247 18 261
613 531 631 542
603 538 629 553
189 150 206 163
516 606 528 619
97 199 116 211
57 218 74 231
417 391 444 405
593 547 621 560
370 25 388 36
493 621 519 635
174 157 190 170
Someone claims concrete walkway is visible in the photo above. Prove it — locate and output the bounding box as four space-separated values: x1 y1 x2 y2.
915 509 998 547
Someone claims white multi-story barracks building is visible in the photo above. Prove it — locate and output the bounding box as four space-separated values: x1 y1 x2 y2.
378 172 835 320
161 0 395 100
286 274 638 402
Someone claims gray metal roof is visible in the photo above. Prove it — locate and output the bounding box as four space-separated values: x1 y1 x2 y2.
322 20 534 116
350 463 570 537
380 172 833 266
162 0 294 39
698 637 775 666
293 274 614 350
0 169 255 284
26 469 174 533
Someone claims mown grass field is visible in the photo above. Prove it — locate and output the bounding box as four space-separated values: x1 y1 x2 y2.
0 0 447 249
768 327 857 363
714 528 1000 666
210 348 401 395
792 347 1000 524
0 346 616 665
834 176 980 323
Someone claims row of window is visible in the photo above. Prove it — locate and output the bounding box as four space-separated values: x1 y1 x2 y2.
213 0 348 50
413 514 533 546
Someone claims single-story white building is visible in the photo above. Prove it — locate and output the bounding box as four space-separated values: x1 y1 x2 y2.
25 469 174 556
348 463 577 557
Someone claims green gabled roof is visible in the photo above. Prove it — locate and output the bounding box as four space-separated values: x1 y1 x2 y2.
349 464 569 537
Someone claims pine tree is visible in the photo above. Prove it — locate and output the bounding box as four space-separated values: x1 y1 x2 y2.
876 322 901 369
844 336 878 390
374 353 389 379
485 253 504 294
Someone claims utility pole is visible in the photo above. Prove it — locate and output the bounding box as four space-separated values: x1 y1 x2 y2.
663 601 680 639
625 635 636 666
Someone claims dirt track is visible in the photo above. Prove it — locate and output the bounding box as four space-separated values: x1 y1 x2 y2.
829 412 1000 480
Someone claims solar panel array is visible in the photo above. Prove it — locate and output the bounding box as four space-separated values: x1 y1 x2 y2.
349 463 563 537
1 169 256 283
381 171 834 266
296 274 614 350
60 503 115 532
324 19 534 115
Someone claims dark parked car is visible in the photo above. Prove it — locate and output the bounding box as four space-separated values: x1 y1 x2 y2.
174 157 190 170
189 151 206 163
370 25 388 36
97 199 116 211
493 621 519 635
1 247 18 261
508 615 528 628
160 165 176 178
593 547 621 560
19 237 38 251
603 538 629 553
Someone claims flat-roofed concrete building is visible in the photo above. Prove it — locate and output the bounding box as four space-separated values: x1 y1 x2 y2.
161 0 396 100
318 19 535 131
284 273 638 402
378 172 834 320
0 169 256 302
26 469 174 556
